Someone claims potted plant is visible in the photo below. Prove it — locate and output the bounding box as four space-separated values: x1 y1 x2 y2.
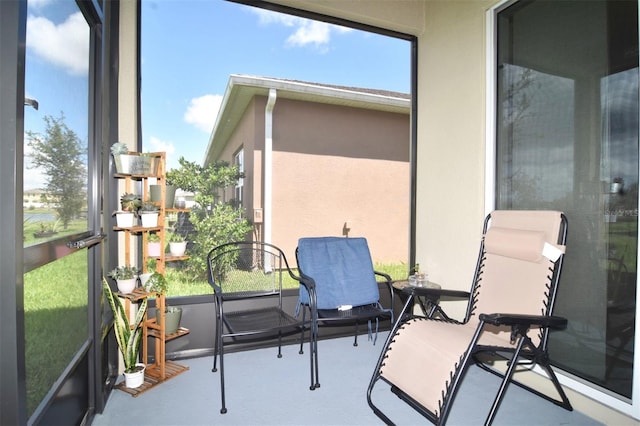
102 278 148 388
145 272 182 335
147 233 162 257
111 142 139 175
113 193 141 228
108 265 140 294
138 258 155 289
139 200 159 228
167 231 187 257
611 177 624 194
150 174 177 209
120 192 142 212
137 152 157 175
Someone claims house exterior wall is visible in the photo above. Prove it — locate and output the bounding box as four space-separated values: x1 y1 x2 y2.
215 95 410 264
271 97 410 263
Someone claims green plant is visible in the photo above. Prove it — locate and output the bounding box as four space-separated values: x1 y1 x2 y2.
167 231 186 243
148 233 161 243
107 265 139 280
146 257 158 272
101 278 147 373
139 200 159 212
164 157 251 279
110 142 129 156
120 193 141 212
145 271 168 294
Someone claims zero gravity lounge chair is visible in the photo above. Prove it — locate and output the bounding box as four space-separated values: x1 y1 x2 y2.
367 210 573 425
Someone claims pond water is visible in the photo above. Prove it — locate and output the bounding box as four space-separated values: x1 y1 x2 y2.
24 212 57 222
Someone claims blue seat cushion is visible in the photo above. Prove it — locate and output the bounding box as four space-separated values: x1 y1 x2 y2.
297 237 380 310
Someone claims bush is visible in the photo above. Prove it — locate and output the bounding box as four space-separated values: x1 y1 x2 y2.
166 157 252 280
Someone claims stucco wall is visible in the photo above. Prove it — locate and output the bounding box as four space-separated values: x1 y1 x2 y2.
215 95 410 264
414 1 493 316
271 97 410 263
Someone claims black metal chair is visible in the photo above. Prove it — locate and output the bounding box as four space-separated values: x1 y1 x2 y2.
207 241 315 414
295 236 394 390
367 210 573 425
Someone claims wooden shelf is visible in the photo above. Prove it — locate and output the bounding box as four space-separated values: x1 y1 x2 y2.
114 360 189 397
113 152 190 397
113 225 162 232
147 326 190 341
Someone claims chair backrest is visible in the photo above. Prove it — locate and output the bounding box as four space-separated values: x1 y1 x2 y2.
471 210 567 347
207 241 287 299
296 237 380 310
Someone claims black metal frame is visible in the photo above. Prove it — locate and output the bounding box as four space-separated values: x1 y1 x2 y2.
367 212 572 425
207 241 315 414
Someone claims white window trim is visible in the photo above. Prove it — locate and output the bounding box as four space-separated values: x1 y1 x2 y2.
485 0 640 419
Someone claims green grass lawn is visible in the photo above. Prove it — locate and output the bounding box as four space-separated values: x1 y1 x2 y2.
163 261 410 296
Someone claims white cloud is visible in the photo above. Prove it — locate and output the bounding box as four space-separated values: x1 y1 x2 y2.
28 0 54 9
249 8 352 51
148 136 175 156
184 94 223 133
286 20 331 49
26 12 89 76
147 136 178 170
23 133 47 190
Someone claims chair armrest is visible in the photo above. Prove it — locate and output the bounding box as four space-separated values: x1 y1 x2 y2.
375 271 392 283
401 286 470 299
479 313 568 329
294 272 316 294
375 271 395 321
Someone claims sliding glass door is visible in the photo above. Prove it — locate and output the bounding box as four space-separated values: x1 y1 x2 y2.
495 0 638 401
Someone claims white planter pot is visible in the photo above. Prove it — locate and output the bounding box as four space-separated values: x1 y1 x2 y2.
124 363 146 388
139 272 153 290
140 212 159 228
115 212 135 228
147 241 161 257
169 241 187 257
116 278 137 294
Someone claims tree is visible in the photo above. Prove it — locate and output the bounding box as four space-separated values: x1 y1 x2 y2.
26 114 87 229
166 157 252 279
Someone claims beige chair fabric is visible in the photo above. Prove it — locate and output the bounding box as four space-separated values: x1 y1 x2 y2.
368 210 571 425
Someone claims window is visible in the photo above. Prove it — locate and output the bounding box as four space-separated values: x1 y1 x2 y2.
495 0 638 403
234 148 244 211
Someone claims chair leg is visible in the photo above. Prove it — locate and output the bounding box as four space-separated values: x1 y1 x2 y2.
485 334 528 425
218 336 227 414
299 308 307 355
353 322 359 347
212 320 220 373
277 330 283 358
311 320 320 389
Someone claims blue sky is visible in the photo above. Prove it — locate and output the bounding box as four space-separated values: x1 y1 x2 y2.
141 1 411 171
